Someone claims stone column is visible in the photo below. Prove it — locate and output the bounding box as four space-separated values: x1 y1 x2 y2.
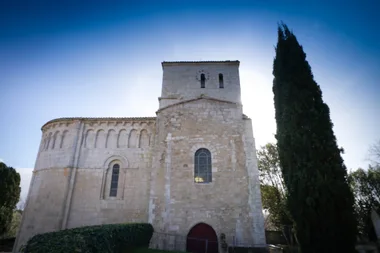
61 120 85 229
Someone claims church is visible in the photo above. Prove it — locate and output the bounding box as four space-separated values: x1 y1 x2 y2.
14 61 266 253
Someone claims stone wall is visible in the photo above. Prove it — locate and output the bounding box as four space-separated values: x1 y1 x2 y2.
14 117 156 252
67 118 156 229
149 97 265 247
13 120 80 251
159 61 241 109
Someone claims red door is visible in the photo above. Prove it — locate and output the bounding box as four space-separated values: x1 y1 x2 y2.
186 223 218 253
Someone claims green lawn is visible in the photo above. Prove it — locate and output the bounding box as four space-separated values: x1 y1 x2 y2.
132 248 185 253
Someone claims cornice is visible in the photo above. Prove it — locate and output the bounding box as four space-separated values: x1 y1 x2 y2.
41 117 156 130
161 60 240 68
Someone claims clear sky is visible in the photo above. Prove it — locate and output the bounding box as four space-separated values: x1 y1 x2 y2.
0 0 379 202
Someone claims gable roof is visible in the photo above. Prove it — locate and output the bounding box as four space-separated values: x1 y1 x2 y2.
156 96 237 114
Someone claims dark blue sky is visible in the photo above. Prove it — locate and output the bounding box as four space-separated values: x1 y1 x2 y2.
0 0 379 199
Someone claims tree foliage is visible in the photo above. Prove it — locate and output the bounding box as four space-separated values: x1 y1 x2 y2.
258 143 291 231
368 139 380 167
1 210 22 239
0 162 21 237
272 23 357 252
348 165 380 241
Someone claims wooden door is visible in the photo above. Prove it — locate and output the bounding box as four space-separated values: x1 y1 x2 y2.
186 223 218 253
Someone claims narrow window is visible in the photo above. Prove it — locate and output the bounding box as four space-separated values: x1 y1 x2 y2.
109 164 120 197
194 148 212 183
219 73 224 88
200 74 206 88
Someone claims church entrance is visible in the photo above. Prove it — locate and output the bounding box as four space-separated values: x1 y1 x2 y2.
186 223 218 253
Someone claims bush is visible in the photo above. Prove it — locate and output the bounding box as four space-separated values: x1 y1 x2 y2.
23 223 154 253
0 237 15 252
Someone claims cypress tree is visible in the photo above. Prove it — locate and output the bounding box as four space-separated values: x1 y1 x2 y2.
272 23 357 252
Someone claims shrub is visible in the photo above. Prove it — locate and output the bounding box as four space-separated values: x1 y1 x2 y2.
0 237 15 252
23 223 154 253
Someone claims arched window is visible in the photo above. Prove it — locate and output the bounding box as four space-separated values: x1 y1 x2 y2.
109 164 120 197
194 148 212 183
200 74 206 88
219 73 224 88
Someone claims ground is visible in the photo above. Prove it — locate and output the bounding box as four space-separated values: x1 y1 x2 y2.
132 248 184 253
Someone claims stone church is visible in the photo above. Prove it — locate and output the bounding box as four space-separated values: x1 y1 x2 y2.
14 61 266 252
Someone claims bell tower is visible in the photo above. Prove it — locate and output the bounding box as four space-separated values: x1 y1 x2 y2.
159 61 242 109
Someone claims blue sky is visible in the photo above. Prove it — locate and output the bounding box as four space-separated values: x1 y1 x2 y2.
0 0 379 201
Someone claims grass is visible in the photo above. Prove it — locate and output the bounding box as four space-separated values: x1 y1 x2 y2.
132 248 185 253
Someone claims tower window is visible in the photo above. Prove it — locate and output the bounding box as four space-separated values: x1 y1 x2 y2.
200 74 206 88
219 74 224 88
109 164 120 197
194 148 212 183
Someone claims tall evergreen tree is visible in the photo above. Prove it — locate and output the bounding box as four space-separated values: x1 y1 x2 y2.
272 23 357 252
0 162 21 237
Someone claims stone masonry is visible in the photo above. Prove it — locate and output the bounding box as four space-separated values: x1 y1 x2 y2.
13 61 266 252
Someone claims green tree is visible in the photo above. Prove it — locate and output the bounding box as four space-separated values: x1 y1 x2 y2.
272 23 357 252
368 139 380 166
348 165 380 241
0 162 21 237
258 143 291 231
1 210 22 239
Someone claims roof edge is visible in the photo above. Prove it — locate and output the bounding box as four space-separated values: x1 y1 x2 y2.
161 60 240 67
42 117 156 130
156 96 237 114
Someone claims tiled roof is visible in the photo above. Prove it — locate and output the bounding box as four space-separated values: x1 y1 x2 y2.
42 117 156 129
